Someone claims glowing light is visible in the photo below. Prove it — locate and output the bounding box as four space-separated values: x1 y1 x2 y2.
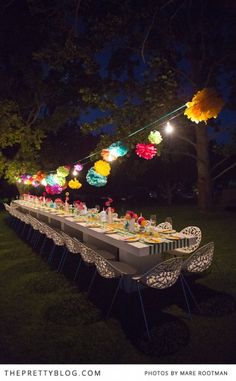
41 178 47 186
72 169 78 176
165 122 174 134
106 152 116 162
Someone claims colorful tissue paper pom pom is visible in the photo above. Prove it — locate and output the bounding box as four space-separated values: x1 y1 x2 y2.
148 131 163 145
136 143 157 160
35 171 45 182
184 88 224 124
108 141 128 157
45 174 56 186
68 178 82 189
74 163 83 172
94 160 111 176
86 168 107 187
20 174 28 181
56 166 70 177
53 175 66 186
32 180 40 188
101 149 117 162
45 184 63 195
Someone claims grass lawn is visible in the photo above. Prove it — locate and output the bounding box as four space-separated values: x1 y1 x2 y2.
0 205 236 364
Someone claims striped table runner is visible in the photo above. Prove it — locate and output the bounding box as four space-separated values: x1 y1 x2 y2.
149 237 190 255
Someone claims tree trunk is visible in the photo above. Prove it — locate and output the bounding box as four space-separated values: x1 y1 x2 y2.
195 125 212 212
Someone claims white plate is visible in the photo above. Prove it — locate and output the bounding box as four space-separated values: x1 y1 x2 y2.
123 236 140 242
143 238 165 244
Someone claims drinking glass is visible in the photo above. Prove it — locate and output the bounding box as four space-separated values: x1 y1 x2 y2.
150 214 157 227
165 216 173 228
95 204 100 213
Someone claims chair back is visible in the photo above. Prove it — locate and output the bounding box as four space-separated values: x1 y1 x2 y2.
61 232 80 253
182 242 214 273
157 221 172 230
28 215 41 230
73 238 96 264
179 225 202 253
139 257 183 289
94 254 120 279
3 203 10 212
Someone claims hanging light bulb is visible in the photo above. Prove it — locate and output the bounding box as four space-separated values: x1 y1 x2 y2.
165 122 174 134
41 178 47 186
106 152 117 162
72 169 78 176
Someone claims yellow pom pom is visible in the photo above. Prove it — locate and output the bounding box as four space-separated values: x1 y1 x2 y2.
94 160 111 176
184 88 224 124
68 178 82 189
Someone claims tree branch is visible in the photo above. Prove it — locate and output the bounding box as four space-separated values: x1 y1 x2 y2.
212 161 236 181
199 0 206 71
174 134 197 149
141 7 159 63
27 104 42 126
141 0 174 63
74 0 82 36
211 156 231 173
204 54 233 87
169 66 197 88
165 150 197 160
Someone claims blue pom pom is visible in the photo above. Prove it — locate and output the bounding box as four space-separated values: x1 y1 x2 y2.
109 141 128 157
86 168 107 187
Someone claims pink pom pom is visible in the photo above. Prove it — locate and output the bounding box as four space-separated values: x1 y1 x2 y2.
135 143 157 160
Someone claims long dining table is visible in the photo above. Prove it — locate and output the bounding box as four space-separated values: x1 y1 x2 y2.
13 200 196 273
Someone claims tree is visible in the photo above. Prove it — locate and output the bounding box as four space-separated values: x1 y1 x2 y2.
0 0 108 181
79 0 236 211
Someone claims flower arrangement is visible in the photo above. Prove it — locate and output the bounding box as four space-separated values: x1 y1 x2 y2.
184 88 224 123
136 143 157 160
106 207 115 214
54 198 63 204
125 210 138 220
137 216 148 227
105 197 113 206
74 200 85 210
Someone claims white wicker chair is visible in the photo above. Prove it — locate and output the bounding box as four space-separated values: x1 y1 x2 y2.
182 242 214 274
179 242 215 318
135 257 183 339
107 257 183 341
157 221 172 230
168 225 202 256
56 232 82 273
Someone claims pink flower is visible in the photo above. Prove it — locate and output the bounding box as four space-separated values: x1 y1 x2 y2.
125 210 138 220
105 197 113 206
55 198 63 204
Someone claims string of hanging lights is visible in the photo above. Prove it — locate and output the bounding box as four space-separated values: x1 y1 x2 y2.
16 88 224 191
